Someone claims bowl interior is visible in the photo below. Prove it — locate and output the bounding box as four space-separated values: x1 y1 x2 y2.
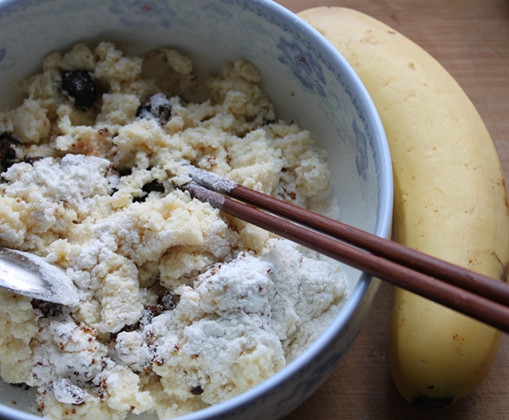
0 0 393 418
1 0 391 231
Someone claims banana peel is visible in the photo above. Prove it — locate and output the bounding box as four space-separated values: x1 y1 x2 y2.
298 6 509 407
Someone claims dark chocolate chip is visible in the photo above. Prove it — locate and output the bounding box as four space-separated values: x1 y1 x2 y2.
136 93 172 125
61 70 97 111
190 385 204 395
0 132 19 171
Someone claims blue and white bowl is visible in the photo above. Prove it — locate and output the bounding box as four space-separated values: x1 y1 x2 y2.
0 1 393 419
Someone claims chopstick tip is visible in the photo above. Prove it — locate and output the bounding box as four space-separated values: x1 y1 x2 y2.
181 182 225 209
185 165 237 193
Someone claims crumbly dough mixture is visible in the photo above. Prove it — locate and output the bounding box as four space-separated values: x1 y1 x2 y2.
0 42 351 419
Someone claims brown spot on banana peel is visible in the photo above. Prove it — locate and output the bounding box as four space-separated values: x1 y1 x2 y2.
298 6 509 408
452 334 465 356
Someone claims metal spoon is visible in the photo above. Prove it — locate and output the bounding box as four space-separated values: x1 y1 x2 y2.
0 247 80 306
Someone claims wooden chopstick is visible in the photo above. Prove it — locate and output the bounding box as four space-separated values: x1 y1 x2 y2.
182 168 509 333
187 166 509 306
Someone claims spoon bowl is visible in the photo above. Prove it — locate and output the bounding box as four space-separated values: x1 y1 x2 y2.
0 248 80 306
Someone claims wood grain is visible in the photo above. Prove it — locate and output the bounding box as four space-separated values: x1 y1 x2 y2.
275 1 509 418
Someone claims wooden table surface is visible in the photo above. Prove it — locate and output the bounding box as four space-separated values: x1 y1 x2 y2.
276 1 509 419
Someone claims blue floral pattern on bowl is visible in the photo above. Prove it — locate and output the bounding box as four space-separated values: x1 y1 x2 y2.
108 0 176 29
277 37 327 98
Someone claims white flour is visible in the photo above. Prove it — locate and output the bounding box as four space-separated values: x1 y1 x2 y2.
0 42 352 419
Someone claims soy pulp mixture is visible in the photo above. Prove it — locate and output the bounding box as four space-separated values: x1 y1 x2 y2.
0 42 352 419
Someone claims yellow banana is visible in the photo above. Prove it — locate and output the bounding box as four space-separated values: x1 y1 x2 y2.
298 7 509 408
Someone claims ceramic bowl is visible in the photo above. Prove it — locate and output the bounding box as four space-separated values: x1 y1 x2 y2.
0 0 393 418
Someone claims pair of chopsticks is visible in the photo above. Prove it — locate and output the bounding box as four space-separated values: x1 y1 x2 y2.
182 166 509 333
